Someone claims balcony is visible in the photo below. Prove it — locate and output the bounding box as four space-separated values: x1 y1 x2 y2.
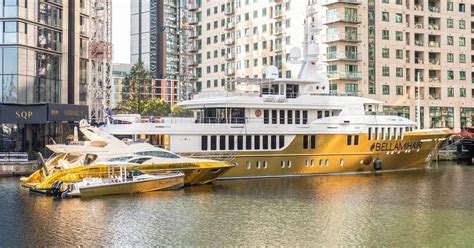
188 2 198 11
274 44 284 52
225 6 234 15
273 9 284 19
188 59 198 66
225 21 235 30
428 41 440 48
225 52 235 61
323 14 362 25
320 0 362 6
322 32 361 43
326 71 362 80
274 26 284 35
323 52 361 62
225 37 235 45
188 45 198 53
414 39 424 46
188 16 199 25
428 4 440 13
189 30 199 39
226 68 235 76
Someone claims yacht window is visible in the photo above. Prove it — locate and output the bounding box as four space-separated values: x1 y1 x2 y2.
229 136 235 150
381 128 385 140
254 135 260 149
354 135 359 145
271 110 278 124
303 135 309 149
246 135 252 150
237 135 244 150
201 136 208 151
129 157 152 164
295 110 301 124
219 135 226 150
325 111 330 117
375 127 379 140
287 110 293 124
229 108 245 124
210 135 217 150
271 135 277 149
311 135 316 149
317 111 323 119
263 136 269 149
279 135 285 149
279 110 285 124
387 128 392 140
400 128 404 140
347 135 352 145
393 128 397 140
264 110 269 124
134 151 180 159
368 127 372 140
303 111 308 124
108 156 133 162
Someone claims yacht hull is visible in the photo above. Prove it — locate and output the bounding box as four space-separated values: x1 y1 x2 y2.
181 130 452 179
74 175 184 197
23 161 234 191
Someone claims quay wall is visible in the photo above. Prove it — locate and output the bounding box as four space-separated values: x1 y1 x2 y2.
0 163 37 177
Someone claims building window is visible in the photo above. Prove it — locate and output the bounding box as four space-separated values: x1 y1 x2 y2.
447 36 453 45
447 53 454 62
396 49 403 59
460 88 466 97
395 13 402 23
383 85 390 95
447 18 453 28
396 67 403 77
395 31 403 41
382 12 389 21
382 48 389 58
382 30 389 40
448 88 454 97
396 86 403 95
382 67 390 76
447 70 454 80
459 37 466 46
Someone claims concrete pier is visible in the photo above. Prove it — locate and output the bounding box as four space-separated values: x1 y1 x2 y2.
0 163 37 177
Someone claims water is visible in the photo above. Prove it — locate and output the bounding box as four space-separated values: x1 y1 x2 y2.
1 162 474 246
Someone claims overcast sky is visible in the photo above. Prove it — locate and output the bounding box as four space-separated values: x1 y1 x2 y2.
112 0 131 64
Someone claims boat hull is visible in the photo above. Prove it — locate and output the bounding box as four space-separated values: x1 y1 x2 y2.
75 175 184 197
24 161 234 191
181 129 452 179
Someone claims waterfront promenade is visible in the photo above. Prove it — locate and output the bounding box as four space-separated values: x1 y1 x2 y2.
1 162 473 246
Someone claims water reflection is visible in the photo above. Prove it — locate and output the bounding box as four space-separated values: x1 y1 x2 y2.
1 162 474 246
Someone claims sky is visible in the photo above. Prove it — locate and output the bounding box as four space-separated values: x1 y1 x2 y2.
112 0 131 64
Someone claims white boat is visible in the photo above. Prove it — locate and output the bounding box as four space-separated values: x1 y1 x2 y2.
60 168 185 198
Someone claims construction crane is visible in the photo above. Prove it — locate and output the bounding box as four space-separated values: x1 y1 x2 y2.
88 0 112 123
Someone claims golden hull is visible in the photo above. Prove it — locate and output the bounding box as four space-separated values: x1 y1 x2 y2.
24 161 234 191
183 130 452 179
77 176 184 197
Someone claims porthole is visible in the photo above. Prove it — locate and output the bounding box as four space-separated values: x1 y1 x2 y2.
319 159 323 167
263 161 268 169
256 161 261 169
305 160 309 167
339 159 344 166
325 159 329 167
311 159 315 167
246 161 251 169
288 160 292 168
281 160 286 168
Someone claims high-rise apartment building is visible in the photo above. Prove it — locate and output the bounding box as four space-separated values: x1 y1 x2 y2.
187 0 309 93
313 0 474 132
0 0 109 152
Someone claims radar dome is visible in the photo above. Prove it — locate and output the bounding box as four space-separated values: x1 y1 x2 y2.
265 66 279 79
289 47 302 61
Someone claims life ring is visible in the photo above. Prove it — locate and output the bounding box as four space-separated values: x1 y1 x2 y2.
255 109 262 118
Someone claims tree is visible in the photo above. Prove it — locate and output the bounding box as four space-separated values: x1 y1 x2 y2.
121 61 154 113
143 98 170 117
171 104 193 117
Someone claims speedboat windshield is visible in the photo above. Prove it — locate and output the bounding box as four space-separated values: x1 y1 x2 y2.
134 151 180 159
